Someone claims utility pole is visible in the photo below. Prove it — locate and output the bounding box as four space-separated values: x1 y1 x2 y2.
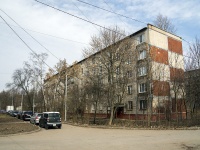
21 93 23 111
64 74 67 122
11 89 14 106
33 81 37 114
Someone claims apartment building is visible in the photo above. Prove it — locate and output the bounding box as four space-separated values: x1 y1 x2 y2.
44 24 185 120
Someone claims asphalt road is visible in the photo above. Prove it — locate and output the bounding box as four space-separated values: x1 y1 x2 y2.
0 124 200 150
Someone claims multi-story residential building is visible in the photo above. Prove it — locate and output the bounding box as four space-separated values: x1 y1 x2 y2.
44 24 185 121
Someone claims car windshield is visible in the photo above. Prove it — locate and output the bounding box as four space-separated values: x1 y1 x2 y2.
37 114 42 117
48 113 60 117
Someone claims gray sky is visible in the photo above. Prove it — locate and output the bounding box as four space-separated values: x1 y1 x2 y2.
0 0 200 91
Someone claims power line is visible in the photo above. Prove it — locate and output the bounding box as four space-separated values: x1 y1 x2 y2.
0 14 55 72
76 0 147 25
0 21 89 45
71 1 100 32
75 0 192 46
0 8 60 61
33 0 128 37
102 0 132 35
34 0 194 61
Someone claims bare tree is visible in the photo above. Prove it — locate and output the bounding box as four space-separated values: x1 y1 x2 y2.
29 52 48 111
6 63 34 110
83 26 134 125
44 59 67 112
185 37 200 120
153 13 177 34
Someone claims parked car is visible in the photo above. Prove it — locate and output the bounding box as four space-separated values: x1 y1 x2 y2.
11 110 19 117
0 110 6 114
7 110 13 116
17 111 22 119
39 112 62 129
30 113 43 125
21 111 33 121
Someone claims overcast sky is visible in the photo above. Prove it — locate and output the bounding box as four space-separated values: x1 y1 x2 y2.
0 0 199 91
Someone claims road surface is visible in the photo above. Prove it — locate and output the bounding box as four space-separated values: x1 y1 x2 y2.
0 124 200 150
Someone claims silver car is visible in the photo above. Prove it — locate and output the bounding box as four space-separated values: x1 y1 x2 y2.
30 113 43 125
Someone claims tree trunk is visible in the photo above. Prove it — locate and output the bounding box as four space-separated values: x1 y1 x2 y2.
108 106 114 125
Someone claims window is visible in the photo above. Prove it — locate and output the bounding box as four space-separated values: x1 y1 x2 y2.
139 50 146 60
99 104 103 111
93 68 96 75
138 34 144 44
44 114 48 118
116 67 120 75
127 85 132 95
116 53 120 61
91 104 95 111
128 101 133 110
138 66 147 76
127 56 131 64
99 66 102 74
117 95 121 102
140 100 147 110
139 83 147 93
127 70 132 78
48 113 60 117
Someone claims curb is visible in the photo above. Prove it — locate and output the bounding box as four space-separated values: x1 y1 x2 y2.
63 122 200 130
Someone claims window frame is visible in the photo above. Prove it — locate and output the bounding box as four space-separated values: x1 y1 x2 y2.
128 101 133 110
127 85 132 95
138 66 147 76
127 70 132 78
116 66 120 75
139 83 147 93
136 34 145 45
140 100 147 110
139 50 146 60
116 53 120 61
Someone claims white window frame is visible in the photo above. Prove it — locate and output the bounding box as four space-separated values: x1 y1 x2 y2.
139 50 146 60
116 53 120 61
139 83 147 93
138 66 147 76
137 34 145 44
127 56 131 64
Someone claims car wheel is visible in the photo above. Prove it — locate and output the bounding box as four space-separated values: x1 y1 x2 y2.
45 124 49 130
58 125 61 129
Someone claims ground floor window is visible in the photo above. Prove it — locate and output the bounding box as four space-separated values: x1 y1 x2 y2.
128 101 133 110
140 100 147 110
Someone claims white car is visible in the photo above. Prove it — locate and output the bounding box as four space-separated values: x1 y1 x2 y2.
30 113 43 125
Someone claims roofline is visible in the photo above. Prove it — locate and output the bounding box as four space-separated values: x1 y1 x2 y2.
70 25 148 67
129 27 147 37
147 23 182 40
45 24 183 81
